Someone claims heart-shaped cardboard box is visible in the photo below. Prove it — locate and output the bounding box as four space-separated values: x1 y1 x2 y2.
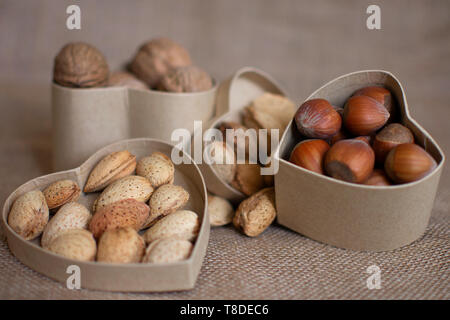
52 82 218 171
274 70 445 251
1 138 209 292
195 67 289 204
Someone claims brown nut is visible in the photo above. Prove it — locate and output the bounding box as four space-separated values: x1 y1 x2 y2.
343 95 390 135
208 193 234 227
373 123 414 164
352 86 395 115
157 65 212 92
97 227 145 263
219 122 257 159
364 169 391 186
231 162 265 196
136 152 175 189
108 71 148 90
41 202 91 248
324 139 375 183
289 139 330 174
294 99 342 139
8 190 49 240
130 38 192 88
145 184 190 228
46 229 96 261
142 238 193 263
233 187 276 237
53 42 109 88
84 150 137 193
43 179 81 210
89 199 150 239
385 143 437 183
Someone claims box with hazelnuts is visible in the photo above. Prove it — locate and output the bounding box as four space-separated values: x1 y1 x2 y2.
274 70 445 251
52 38 217 171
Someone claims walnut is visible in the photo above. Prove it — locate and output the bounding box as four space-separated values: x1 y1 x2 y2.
130 38 192 88
108 72 148 90
53 42 109 88
157 66 213 93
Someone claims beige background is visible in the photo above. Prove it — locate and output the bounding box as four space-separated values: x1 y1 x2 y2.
0 0 449 299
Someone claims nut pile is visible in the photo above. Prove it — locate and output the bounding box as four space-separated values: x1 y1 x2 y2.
53 38 213 93
206 92 295 237
8 150 199 263
290 86 437 185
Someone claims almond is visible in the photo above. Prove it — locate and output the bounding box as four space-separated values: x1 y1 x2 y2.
145 184 189 228
250 93 296 128
89 199 149 238
136 152 175 188
46 229 96 261
43 179 81 210
41 202 91 248
93 175 153 212
97 227 145 263
233 187 276 237
84 150 137 193
207 141 236 184
8 190 49 240
208 193 234 227
142 238 193 263
143 210 199 244
231 162 265 196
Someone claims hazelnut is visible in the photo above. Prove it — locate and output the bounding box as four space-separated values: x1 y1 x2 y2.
53 42 109 88
343 95 390 135
373 123 414 164
324 139 375 183
294 99 342 139
352 86 395 115
130 38 191 88
364 169 391 186
289 139 330 174
108 72 148 90
385 143 437 183
158 65 212 93
330 129 350 145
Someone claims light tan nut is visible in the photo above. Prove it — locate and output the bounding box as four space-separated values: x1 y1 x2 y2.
108 71 148 90
136 152 175 189
97 227 145 263
47 229 96 261
93 175 153 212
8 190 49 240
130 38 192 88
144 210 199 244
207 141 236 184
53 42 109 88
41 202 91 248
208 193 234 227
231 162 265 196
84 150 137 193
157 65 213 93
145 184 189 228
89 199 149 239
43 179 81 210
233 187 276 237
142 238 193 263
250 93 296 129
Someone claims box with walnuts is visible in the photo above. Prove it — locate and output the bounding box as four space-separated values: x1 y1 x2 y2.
52 38 217 171
274 70 445 251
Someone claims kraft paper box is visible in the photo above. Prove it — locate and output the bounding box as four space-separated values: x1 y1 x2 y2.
52 83 218 171
196 67 289 204
2 138 210 292
273 70 445 252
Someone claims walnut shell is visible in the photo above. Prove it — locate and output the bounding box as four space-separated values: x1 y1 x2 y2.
130 38 191 88
158 66 213 93
53 42 109 88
